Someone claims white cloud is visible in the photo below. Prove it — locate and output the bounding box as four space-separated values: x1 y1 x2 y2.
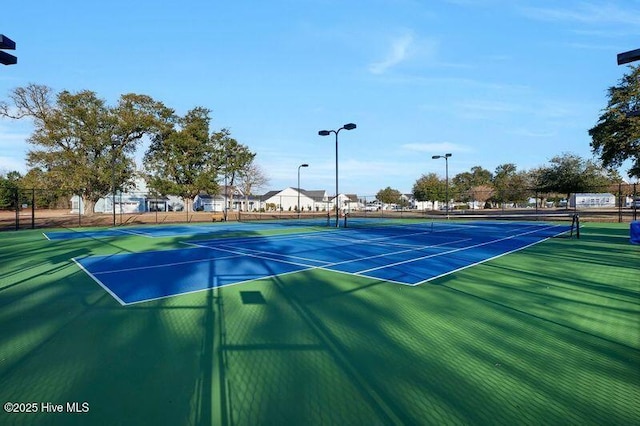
369 33 415 75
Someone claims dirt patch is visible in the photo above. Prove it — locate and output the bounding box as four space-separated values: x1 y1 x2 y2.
0 209 232 230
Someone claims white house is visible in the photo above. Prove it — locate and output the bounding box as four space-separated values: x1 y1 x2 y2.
411 199 439 211
194 186 266 212
334 193 362 212
193 194 226 212
259 187 329 212
70 176 182 214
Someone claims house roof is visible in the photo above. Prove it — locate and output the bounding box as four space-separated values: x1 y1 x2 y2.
261 190 281 199
300 189 327 201
259 188 328 201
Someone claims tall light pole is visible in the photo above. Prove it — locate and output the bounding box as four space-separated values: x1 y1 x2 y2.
224 153 235 221
318 123 356 227
432 153 452 217
297 163 309 219
110 140 121 227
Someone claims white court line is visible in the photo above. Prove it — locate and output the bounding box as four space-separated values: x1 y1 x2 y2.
356 223 566 275
311 227 436 245
412 232 564 286
217 244 331 265
89 252 244 275
188 235 473 273
182 241 319 270
79 222 570 306
122 267 314 306
72 258 127 306
187 228 329 246
303 232 433 249
313 238 471 269
110 228 158 238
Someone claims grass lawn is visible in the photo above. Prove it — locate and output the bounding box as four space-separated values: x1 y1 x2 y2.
0 222 638 425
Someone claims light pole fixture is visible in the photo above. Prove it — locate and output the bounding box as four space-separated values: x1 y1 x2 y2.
432 153 452 217
297 163 309 218
0 34 17 66
318 123 356 227
617 48 640 65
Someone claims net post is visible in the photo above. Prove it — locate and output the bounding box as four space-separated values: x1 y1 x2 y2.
573 214 580 239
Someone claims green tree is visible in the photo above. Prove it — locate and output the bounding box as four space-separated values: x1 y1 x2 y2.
0 84 172 214
376 186 402 206
144 107 220 213
412 173 445 210
588 65 640 178
491 163 532 207
212 129 256 219
0 171 21 209
452 166 493 204
536 153 612 203
19 167 65 208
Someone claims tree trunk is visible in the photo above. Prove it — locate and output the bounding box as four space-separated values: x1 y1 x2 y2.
83 196 96 216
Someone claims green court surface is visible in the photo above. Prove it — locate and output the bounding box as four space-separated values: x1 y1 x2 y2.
0 222 638 425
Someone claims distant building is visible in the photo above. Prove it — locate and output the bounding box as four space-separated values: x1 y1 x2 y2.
569 193 616 208
259 187 330 212
193 194 225 212
70 177 182 214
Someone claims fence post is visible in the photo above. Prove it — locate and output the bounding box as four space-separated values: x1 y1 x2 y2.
31 188 35 229
618 182 622 223
78 191 82 227
634 183 638 222
14 187 19 230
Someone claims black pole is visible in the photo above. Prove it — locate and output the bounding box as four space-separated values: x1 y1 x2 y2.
618 182 622 223
319 124 356 228
31 188 35 229
634 183 637 221
111 144 116 227
335 131 339 227
445 156 449 218
14 187 19 230
78 191 82 227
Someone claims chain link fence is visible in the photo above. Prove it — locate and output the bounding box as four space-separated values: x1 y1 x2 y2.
0 184 637 231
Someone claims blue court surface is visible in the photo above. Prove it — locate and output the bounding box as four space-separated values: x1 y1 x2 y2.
74 220 571 305
44 220 326 240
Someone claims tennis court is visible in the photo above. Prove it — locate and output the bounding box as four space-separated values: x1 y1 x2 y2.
1 218 638 425
71 219 572 305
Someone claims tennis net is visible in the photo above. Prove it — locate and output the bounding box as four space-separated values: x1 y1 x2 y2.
341 212 580 238
237 211 332 227
236 210 580 237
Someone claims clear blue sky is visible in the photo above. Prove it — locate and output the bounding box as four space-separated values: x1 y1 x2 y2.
1 0 639 196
